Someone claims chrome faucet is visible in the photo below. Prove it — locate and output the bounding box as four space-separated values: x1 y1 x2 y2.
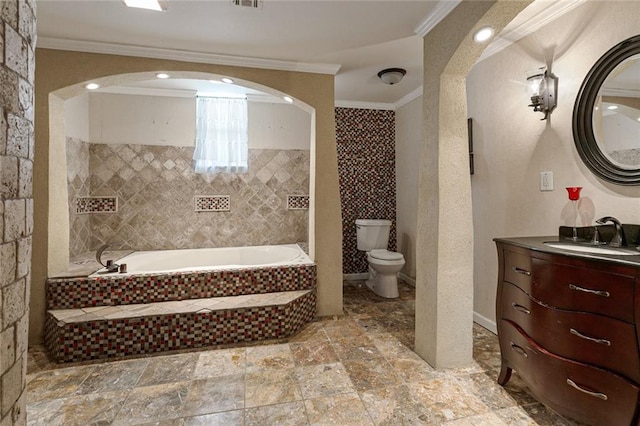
96 244 120 273
595 216 626 247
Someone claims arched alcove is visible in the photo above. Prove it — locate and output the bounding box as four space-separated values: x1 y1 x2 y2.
32 50 343 343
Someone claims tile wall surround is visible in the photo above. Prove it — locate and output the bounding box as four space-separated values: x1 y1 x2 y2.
335 107 397 275
1 2 36 425
66 137 91 257
65 139 310 253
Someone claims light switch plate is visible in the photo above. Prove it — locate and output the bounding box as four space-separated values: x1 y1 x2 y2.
540 171 554 191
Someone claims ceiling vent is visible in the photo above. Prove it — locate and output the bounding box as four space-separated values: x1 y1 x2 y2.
233 0 262 9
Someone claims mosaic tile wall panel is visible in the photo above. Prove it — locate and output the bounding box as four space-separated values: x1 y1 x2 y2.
335 107 397 274
67 137 91 257
45 290 316 362
47 264 317 309
66 143 309 253
76 196 118 214
287 195 309 210
194 195 231 212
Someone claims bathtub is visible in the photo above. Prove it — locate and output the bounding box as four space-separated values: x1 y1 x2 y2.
91 243 312 276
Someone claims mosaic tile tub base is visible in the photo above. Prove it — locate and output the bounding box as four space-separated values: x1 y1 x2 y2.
45 264 317 363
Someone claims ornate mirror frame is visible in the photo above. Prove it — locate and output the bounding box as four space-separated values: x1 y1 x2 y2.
573 34 640 185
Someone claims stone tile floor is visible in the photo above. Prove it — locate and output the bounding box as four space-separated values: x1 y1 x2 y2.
26 280 580 425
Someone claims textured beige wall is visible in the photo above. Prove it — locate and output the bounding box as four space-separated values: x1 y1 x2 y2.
416 0 531 368
468 0 640 331
32 49 343 343
395 96 422 280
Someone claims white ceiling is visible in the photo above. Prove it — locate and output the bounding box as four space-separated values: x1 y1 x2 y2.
35 0 586 108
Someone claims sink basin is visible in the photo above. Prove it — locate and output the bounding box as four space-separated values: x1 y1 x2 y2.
544 242 640 256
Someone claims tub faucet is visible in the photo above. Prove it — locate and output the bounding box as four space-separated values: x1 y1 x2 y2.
595 216 626 247
96 244 120 273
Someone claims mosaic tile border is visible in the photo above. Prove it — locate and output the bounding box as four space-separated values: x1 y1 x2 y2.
194 195 231 212
47 264 317 310
76 196 118 214
45 290 316 363
287 195 309 210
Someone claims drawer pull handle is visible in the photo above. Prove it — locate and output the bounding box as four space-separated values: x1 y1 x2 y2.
511 303 531 314
509 342 528 358
568 283 610 298
570 328 611 346
566 378 608 400
512 267 531 276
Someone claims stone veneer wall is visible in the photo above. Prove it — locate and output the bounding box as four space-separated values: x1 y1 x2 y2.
67 141 309 252
335 107 396 275
66 137 90 257
1 1 36 424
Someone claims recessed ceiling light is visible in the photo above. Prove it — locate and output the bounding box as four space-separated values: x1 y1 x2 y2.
473 27 494 43
607 105 619 110
155 73 170 79
221 77 234 84
283 96 293 103
123 0 165 11
85 83 100 90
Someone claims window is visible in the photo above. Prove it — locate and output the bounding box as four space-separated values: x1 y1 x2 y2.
193 97 248 173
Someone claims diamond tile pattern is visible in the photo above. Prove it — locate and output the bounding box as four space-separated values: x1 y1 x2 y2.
336 108 397 274
66 140 310 253
67 137 91 257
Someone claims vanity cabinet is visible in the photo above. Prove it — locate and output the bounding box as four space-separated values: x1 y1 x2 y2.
495 240 640 426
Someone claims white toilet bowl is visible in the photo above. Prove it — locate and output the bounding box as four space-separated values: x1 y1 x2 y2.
365 249 405 298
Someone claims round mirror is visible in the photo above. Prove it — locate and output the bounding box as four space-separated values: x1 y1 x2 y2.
573 34 640 185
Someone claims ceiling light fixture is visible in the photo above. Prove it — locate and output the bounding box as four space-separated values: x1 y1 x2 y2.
155 72 170 79
607 105 619 110
221 77 234 84
123 0 165 11
283 96 293 103
377 68 406 85
473 27 494 43
85 83 100 90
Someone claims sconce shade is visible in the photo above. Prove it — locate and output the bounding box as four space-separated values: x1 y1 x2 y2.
526 67 558 120
378 68 406 85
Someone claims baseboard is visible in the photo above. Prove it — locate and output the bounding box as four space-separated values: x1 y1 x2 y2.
398 273 415 287
343 273 368 281
473 311 497 334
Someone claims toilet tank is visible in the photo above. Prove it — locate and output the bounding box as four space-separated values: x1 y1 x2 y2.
356 219 391 251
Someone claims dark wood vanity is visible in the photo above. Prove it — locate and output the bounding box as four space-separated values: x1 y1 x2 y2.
495 237 640 425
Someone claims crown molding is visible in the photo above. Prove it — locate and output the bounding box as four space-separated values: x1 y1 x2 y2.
478 0 587 62
335 86 423 111
37 37 342 75
334 100 396 111
414 0 462 37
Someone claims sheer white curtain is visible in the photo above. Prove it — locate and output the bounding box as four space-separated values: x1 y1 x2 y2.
193 97 248 173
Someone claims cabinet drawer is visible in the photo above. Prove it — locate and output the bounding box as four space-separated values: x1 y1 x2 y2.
499 320 640 426
503 249 533 290
500 282 640 383
531 258 635 323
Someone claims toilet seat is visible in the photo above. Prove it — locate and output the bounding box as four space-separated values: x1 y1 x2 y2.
369 249 404 261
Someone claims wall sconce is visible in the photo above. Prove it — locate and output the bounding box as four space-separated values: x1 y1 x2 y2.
377 68 406 85
526 67 558 120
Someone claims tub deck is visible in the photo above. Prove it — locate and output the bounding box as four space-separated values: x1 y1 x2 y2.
45 247 317 363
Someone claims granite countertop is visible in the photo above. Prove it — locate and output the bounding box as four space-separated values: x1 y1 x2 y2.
494 236 640 267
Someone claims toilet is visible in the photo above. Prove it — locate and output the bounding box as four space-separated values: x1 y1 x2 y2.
356 219 405 298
